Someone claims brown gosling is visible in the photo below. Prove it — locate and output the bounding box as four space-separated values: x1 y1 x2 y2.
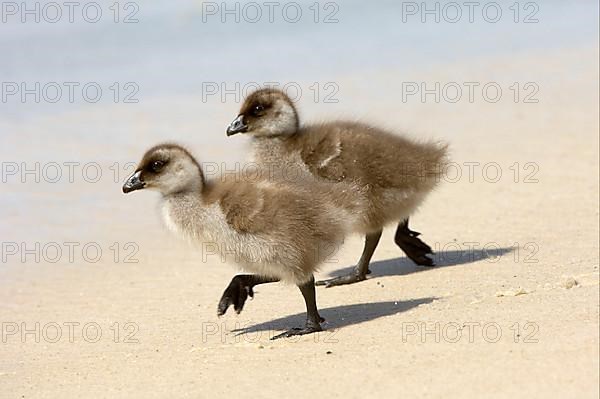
226 88 449 288
122 143 355 338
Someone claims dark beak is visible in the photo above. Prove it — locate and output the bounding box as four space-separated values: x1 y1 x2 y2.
122 171 145 194
226 115 248 136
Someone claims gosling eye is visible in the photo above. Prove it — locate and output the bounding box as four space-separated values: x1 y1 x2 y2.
252 104 265 116
151 160 165 172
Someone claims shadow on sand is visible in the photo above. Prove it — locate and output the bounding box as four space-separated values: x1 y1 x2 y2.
324 247 515 280
234 248 512 336
233 297 437 334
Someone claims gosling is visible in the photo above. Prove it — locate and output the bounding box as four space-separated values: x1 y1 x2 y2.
122 143 353 338
227 88 448 287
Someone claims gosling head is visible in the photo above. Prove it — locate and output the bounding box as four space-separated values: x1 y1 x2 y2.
226 88 299 138
122 144 204 196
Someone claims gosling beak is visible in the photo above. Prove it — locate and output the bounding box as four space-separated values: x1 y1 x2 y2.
226 115 248 136
122 170 145 194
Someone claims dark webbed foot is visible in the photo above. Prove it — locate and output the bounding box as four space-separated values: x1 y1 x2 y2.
217 275 279 316
271 323 322 340
395 220 435 267
315 273 367 287
217 275 254 316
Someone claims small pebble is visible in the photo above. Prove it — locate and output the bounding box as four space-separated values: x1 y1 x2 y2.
326 351 332 355
562 277 578 289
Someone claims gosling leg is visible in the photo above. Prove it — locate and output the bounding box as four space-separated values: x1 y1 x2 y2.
272 275 323 339
315 229 383 288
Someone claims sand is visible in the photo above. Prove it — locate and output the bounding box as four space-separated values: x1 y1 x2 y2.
0 47 598 398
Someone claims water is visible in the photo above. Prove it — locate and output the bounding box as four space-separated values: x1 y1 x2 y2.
0 0 597 119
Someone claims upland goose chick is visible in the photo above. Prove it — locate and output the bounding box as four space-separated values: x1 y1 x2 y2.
122 143 353 338
227 88 449 287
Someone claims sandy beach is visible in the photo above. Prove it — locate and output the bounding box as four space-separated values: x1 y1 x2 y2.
1 45 598 398
1 1 599 397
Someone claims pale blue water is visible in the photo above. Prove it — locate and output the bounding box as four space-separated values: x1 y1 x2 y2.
0 0 598 120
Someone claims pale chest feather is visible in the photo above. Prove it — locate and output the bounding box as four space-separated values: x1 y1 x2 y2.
160 198 288 274
161 201 181 235
161 199 222 241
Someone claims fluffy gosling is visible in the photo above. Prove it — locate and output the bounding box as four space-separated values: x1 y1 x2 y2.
123 143 354 338
227 88 448 287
